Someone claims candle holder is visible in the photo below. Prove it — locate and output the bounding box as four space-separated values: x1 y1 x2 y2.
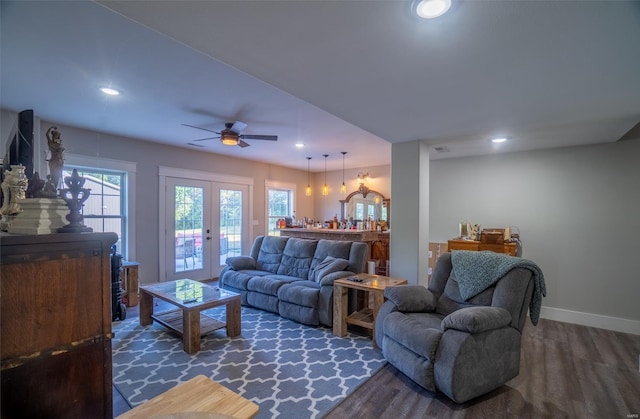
58 169 93 233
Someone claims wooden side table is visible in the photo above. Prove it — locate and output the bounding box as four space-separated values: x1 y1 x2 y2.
121 261 140 307
333 273 408 348
116 375 259 418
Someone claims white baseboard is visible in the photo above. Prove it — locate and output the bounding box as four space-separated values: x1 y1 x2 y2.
540 306 640 335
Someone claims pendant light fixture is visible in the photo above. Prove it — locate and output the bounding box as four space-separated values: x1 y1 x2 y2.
340 152 347 194
322 154 329 196
305 157 312 196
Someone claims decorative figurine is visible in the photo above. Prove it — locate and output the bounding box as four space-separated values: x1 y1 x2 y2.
26 171 46 198
0 165 29 231
39 126 65 198
58 169 93 233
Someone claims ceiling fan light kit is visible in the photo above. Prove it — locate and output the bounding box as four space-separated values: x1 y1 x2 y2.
221 132 239 146
183 120 277 148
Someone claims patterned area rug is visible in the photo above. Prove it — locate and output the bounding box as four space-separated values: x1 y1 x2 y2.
112 306 386 418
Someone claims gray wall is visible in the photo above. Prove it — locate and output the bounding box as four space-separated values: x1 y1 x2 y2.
429 139 640 325
5 117 314 286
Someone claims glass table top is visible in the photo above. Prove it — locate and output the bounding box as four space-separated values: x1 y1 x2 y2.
142 279 238 305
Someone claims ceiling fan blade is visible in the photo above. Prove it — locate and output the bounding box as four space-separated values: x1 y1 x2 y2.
193 136 220 142
181 123 220 134
230 120 248 133
240 134 278 141
238 139 251 148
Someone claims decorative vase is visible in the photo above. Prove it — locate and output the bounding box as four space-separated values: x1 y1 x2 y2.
0 165 29 231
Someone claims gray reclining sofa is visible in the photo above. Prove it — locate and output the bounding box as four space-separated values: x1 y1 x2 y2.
219 235 368 327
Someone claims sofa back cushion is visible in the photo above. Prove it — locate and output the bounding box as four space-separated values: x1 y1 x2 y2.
312 256 350 282
308 239 367 280
309 240 350 280
435 272 496 316
276 238 318 278
256 235 289 273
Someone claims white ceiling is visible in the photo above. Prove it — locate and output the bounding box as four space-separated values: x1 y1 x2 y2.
2 1 639 173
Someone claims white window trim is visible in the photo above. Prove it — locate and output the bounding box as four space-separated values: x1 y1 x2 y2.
265 180 296 233
65 153 137 260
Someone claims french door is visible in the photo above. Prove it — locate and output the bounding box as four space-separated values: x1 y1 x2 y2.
163 176 249 282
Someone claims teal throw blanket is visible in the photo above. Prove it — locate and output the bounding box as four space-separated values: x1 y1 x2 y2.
451 250 546 325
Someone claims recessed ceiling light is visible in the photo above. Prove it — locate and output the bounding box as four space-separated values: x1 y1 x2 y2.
100 87 120 96
295 143 305 148
490 137 508 143
413 0 452 19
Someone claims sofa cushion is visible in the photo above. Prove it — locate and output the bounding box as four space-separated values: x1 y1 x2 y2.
309 240 353 279
436 272 496 316
276 238 317 278
383 312 443 361
278 282 320 307
247 275 300 296
312 256 350 283
256 236 289 273
225 256 256 271
441 306 512 333
222 270 270 291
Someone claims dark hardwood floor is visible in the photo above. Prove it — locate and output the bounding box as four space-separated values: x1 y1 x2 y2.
113 302 640 418
326 318 640 418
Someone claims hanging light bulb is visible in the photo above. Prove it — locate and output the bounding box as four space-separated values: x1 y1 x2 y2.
340 152 347 194
322 154 329 196
305 157 312 196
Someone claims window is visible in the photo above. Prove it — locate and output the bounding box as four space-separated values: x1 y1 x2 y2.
63 166 128 255
266 181 295 236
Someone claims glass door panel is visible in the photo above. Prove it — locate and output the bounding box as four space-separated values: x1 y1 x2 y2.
165 178 211 282
214 183 249 277
175 185 204 272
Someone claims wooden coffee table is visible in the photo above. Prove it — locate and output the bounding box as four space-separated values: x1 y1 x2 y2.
333 273 408 348
139 279 241 354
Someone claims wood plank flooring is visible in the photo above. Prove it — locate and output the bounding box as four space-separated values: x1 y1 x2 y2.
114 302 640 418
325 318 640 418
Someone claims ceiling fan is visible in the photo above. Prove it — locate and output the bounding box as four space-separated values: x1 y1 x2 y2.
182 121 277 148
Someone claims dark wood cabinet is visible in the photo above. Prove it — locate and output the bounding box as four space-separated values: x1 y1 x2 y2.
447 239 519 256
1 232 118 419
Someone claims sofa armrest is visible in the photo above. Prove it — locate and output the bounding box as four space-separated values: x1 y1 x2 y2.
384 285 437 313
318 271 353 287
441 306 512 333
225 256 256 271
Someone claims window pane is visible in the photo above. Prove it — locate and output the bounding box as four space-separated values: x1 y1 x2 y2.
63 167 126 256
267 188 292 236
367 205 375 220
174 185 203 272
220 189 242 264
269 190 289 216
355 203 364 221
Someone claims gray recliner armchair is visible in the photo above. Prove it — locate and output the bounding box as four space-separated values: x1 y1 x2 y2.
375 251 545 403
